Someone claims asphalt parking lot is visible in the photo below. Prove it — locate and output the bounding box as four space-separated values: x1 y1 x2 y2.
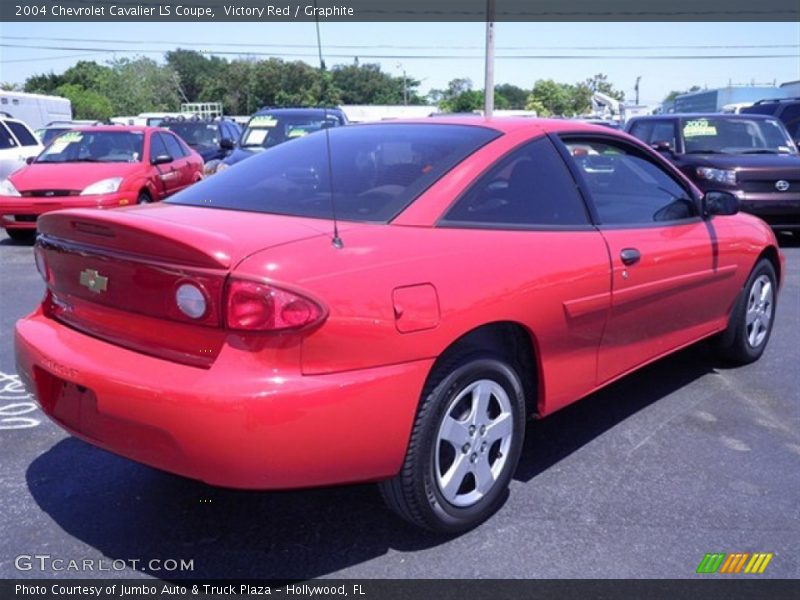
0 229 798 580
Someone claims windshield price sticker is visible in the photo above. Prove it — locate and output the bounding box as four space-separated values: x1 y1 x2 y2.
57 131 83 143
249 116 278 128
684 119 717 137
287 129 310 138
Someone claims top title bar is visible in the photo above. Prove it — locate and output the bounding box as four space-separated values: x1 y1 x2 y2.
2 0 799 22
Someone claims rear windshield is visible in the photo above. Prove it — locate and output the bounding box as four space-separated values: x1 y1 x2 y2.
239 113 343 149
41 128 71 145
167 124 500 222
162 122 219 147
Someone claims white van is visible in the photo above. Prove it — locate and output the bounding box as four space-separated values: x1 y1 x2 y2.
0 115 43 180
0 91 72 131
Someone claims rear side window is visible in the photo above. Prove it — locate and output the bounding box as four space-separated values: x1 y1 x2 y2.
564 139 697 225
777 104 800 140
161 133 185 159
628 120 676 149
150 133 169 159
442 137 589 227
0 123 16 149
167 124 500 222
4 120 38 146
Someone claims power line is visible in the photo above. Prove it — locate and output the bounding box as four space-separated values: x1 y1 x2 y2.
0 52 106 64
2 35 798 51
0 43 795 60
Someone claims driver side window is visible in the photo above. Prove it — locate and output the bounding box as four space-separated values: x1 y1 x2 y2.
564 139 698 225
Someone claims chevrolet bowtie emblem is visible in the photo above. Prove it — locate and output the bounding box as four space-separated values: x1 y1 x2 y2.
79 269 108 293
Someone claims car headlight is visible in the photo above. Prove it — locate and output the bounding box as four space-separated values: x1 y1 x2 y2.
80 177 123 196
696 167 736 186
0 178 21 197
215 161 230 174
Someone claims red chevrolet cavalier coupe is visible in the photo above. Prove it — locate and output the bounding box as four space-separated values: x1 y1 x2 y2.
16 119 783 532
0 126 203 242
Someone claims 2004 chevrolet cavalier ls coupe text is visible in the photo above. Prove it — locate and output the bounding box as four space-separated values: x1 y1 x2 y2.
15 119 783 532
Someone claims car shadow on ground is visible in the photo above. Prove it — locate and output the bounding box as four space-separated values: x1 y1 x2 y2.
26 342 720 580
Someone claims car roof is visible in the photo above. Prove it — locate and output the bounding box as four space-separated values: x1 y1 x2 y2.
254 107 345 116
630 113 775 121
347 116 615 136
70 125 154 133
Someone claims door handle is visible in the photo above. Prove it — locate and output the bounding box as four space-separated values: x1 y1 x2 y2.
620 248 641 266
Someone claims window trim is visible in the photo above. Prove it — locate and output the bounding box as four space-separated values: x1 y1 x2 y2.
436 134 596 231
552 131 704 230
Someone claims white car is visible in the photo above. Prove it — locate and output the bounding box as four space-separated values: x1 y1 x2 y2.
0 115 43 180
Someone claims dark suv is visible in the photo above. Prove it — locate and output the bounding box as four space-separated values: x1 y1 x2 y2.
626 114 800 232
160 117 242 172
741 97 800 146
211 107 348 175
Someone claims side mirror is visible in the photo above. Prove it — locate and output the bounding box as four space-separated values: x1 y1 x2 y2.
220 138 235 150
650 140 673 154
151 154 173 165
25 156 35 165
703 191 739 217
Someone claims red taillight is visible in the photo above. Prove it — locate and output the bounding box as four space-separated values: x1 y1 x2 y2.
225 279 325 332
34 244 50 284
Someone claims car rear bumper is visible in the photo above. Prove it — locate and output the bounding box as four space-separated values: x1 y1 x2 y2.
0 193 132 229
15 307 430 489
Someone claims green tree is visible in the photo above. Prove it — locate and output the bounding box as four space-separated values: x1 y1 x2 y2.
526 79 575 116
330 63 421 105
102 57 182 115
664 86 702 102
166 49 226 102
54 83 114 121
24 71 64 95
584 73 625 101
495 84 528 109
433 78 484 113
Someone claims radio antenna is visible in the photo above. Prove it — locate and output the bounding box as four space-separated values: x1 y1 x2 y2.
313 2 343 249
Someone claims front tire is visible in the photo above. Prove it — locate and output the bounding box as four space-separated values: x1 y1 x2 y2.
136 191 152 204
380 354 526 533
716 258 777 364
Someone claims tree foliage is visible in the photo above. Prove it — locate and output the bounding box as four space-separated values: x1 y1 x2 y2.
19 52 628 123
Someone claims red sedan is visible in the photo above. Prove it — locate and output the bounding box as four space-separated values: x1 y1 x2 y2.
0 126 203 242
16 119 783 532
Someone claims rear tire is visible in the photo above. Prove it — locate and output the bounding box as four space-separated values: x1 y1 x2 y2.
716 258 777 365
5 229 36 243
379 353 526 533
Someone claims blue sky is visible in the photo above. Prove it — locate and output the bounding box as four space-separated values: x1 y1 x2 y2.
1 21 798 105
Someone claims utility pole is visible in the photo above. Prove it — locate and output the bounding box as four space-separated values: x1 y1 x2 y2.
635 76 641 105
397 62 408 105
484 0 495 118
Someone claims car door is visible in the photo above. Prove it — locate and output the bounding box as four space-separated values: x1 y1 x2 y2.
556 134 739 385
440 136 612 413
148 132 182 198
160 132 192 193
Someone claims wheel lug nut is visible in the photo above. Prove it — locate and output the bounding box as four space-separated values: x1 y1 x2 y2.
468 425 476 436
480 442 487 452
462 443 470 454
470 453 477 463
479 425 486 435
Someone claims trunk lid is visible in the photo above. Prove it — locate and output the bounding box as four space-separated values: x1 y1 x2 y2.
36 204 341 367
